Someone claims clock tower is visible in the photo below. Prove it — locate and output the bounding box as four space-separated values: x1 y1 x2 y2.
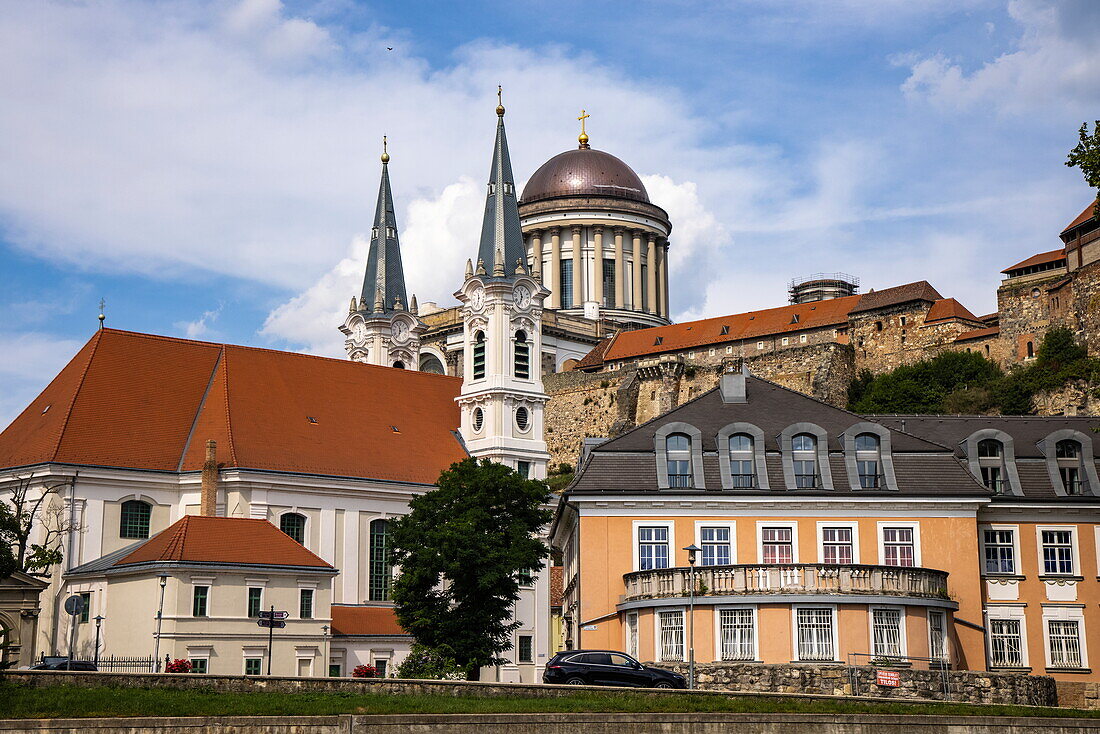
456 92 551 479
341 139 425 369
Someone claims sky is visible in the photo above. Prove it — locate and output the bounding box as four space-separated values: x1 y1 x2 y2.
1 0 1099 428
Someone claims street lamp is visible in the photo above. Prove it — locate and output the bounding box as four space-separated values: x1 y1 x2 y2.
93 615 105 667
683 544 700 690
153 573 169 672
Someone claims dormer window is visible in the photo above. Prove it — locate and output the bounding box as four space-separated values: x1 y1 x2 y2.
1056 440 1084 495
854 434 882 488
729 434 755 488
792 433 818 488
503 182 514 195
666 433 693 488
977 439 1007 493
371 227 379 239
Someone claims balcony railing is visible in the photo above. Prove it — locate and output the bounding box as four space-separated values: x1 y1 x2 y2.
623 563 950 602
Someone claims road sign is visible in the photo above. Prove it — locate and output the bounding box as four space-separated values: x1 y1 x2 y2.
257 619 286 629
258 610 289 620
875 670 901 687
64 595 85 616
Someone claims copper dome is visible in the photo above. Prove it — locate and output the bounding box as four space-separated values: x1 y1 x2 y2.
521 147 649 204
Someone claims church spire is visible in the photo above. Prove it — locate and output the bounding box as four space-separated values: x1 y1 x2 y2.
359 136 409 313
475 87 527 279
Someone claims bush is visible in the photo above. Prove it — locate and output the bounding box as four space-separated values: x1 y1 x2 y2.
165 659 192 674
394 644 465 680
352 664 378 678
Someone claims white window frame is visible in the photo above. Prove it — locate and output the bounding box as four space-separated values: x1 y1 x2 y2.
927 610 948 663
190 575 214 618
756 341 764 350
695 521 736 566
877 521 921 567
816 521 860 564
869 605 907 659
715 605 758 662
1042 605 1088 670
633 520 675 572
979 524 1020 576
655 607 686 663
792 605 838 662
781 337 789 346
1036 525 1080 577
757 521 799 564
985 606 1029 669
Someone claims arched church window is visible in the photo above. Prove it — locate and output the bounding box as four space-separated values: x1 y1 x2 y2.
473 407 484 432
516 406 530 432
369 518 392 601
419 354 445 374
392 361 405 369
279 512 306 544
514 330 530 379
473 331 486 379
120 500 152 539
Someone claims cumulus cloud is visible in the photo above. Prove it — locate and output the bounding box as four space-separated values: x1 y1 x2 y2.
175 305 224 340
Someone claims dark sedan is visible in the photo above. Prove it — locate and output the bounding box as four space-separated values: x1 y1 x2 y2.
30 658 97 671
543 650 686 688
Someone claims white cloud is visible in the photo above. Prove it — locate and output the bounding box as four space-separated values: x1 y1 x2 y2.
175 305 224 340
899 0 1100 113
0 332 83 430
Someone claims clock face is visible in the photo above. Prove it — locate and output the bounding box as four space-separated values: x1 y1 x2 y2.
392 320 409 342
514 284 531 310
352 322 366 341
470 287 485 310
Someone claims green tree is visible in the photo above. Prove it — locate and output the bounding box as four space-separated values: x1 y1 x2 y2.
388 458 552 680
0 475 75 579
848 351 1003 414
1066 121 1100 218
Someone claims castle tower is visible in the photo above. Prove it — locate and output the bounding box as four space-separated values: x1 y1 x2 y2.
456 91 551 479
340 139 425 369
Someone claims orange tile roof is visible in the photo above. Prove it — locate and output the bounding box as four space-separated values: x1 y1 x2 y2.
1001 248 1066 274
1062 201 1098 234
923 298 980 325
116 516 334 568
331 605 408 636
575 335 617 371
603 295 860 361
0 329 467 484
848 281 942 314
955 326 1000 342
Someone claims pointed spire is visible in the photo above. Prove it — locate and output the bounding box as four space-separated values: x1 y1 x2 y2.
465 259 474 279
359 136 409 314
410 294 418 315
475 87 527 279
349 296 358 314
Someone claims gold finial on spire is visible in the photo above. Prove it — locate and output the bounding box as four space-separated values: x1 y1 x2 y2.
496 85 505 117
578 109 590 148
98 298 106 329
381 135 389 164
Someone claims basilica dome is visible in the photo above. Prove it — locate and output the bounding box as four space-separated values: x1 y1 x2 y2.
521 147 649 204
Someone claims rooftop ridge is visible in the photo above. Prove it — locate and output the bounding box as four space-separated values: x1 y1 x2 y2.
52 329 106 463
219 345 239 466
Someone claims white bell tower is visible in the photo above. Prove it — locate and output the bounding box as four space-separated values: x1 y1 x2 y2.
456 94 550 479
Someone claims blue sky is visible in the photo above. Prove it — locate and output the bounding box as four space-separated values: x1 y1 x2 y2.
1 0 1098 427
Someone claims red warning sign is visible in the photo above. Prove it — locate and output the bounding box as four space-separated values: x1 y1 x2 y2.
875 670 901 687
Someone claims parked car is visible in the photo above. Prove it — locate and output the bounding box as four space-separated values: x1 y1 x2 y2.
30 658 98 671
543 650 686 689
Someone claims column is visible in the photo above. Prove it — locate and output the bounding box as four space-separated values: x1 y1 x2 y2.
530 230 544 285
658 240 669 318
631 230 643 311
614 228 625 309
571 226 583 309
593 227 604 307
549 228 561 309
646 235 657 314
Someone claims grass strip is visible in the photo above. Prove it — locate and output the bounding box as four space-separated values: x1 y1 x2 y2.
0 683 1097 720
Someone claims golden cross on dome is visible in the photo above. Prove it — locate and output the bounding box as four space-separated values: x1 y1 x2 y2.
577 109 591 148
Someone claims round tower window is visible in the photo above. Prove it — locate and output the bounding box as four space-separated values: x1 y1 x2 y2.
473 408 484 432
516 407 529 431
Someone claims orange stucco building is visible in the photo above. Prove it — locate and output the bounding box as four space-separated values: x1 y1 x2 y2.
552 373 1100 686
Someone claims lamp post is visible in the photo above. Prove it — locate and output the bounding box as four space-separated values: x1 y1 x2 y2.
322 625 330 678
93 615 105 667
153 573 168 672
683 543 700 690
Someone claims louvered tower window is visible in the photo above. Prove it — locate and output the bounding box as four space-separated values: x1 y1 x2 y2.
514 330 530 379
472 331 486 380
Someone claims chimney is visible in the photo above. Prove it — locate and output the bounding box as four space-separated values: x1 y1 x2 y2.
720 364 748 404
200 439 218 517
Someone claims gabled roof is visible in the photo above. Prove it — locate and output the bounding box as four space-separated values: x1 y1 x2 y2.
114 516 334 569
331 605 408 636
848 281 942 315
1001 248 1066 274
0 329 466 484
575 335 617 370
923 298 980 325
1061 201 1097 235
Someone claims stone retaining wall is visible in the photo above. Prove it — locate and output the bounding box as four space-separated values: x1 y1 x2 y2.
658 662 1056 707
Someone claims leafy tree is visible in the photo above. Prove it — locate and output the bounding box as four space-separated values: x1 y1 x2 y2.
0 475 77 578
394 643 464 680
389 458 552 680
1066 121 1100 218
848 351 1002 414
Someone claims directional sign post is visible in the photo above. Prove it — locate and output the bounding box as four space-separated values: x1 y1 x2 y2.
260 606 288 675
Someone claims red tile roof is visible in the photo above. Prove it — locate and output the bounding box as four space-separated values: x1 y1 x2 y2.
1062 201 1098 235
847 281 942 314
330 605 408 636
955 326 1000 342
1001 248 1066 274
923 298 980 325
116 516 334 568
0 329 466 484
575 335 617 371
